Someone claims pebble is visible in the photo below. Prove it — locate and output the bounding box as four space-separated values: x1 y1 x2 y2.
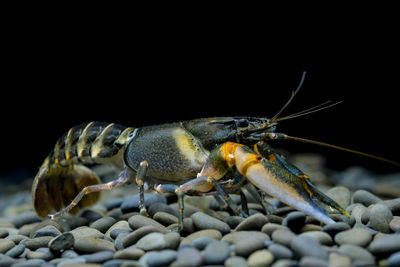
352 189 381 206
282 211 306 233
388 251 400 267
334 227 372 247
120 193 167 213
203 240 230 264
148 202 179 217
5 243 25 257
24 236 52 250
268 243 293 259
247 249 274 267
31 225 61 238
369 203 394 233
299 230 333 245
191 211 230 234
326 186 351 208
329 252 352 267
368 234 400 254
180 229 222 245
290 235 328 260
147 249 177 267
74 236 115 253
136 232 166 251
224 215 244 229
224 256 248 267
272 229 296 247
338 244 375 264
122 225 162 248
11 211 41 228
0 238 15 253
84 250 115 263
234 213 269 231
390 216 400 232
89 216 117 233
128 214 167 233
114 247 145 260
191 236 215 250
322 222 350 237
174 246 202 267
153 211 179 226
48 232 74 251
234 232 269 257
299 256 328 267
261 223 290 235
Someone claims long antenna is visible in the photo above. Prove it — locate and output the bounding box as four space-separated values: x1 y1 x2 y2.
284 135 400 167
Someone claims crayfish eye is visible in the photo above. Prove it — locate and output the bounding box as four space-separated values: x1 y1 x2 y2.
236 119 249 128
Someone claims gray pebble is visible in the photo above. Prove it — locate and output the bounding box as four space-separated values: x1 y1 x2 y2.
89 216 117 233
83 250 115 263
26 247 54 260
31 225 61 238
326 186 351 208
191 211 230 234
272 229 296 247
147 249 177 267
74 236 115 253
388 251 400 267
268 243 293 259
110 228 132 239
180 229 222 245
105 197 124 210
224 256 248 267
247 249 274 267
203 240 230 264
164 231 180 250
352 189 381 206
369 203 393 233
114 232 129 250
290 235 328 260
104 220 131 239
11 211 41 228
192 236 215 250
11 258 46 267
390 216 400 232
299 231 333 246
350 204 368 224
128 214 167 233
299 256 329 267
114 246 145 260
5 243 25 257
222 230 270 245
175 246 202 267
70 226 104 239
282 211 306 233
0 238 15 253
334 227 372 247
48 232 74 251
153 211 179 226
148 202 179 217
329 252 352 267
224 215 244 229
235 233 267 257
136 232 166 251
61 249 79 258
24 236 52 250
338 244 375 264
322 222 350 237
368 234 400 254
123 225 162 248
121 193 167 213
234 213 269 231
261 223 290 236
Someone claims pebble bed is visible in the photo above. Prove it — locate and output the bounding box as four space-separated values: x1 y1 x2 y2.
1 157 400 267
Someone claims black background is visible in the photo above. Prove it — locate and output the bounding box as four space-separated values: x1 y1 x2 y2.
1 11 399 178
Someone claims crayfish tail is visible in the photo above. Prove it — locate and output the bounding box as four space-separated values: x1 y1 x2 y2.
32 159 100 217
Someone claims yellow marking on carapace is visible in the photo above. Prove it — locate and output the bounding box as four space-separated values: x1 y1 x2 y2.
173 128 208 169
77 122 95 160
91 123 115 158
64 127 74 162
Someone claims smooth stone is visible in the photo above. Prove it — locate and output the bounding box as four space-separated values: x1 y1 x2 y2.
114 232 129 250
0 238 15 253
334 227 372 247
84 250 115 263
5 243 25 257
169 203 201 218
104 220 130 239
390 216 400 232
114 247 145 260
153 211 179 226
31 225 61 239
128 215 167 233
322 222 350 237
175 246 202 267
268 243 293 259
110 229 132 239
192 236 215 250
290 235 328 260
350 204 368 223
368 234 400 254
61 249 79 258
234 213 269 231
70 226 104 239
89 216 117 233
234 233 269 257
272 229 296 247
338 244 375 264
326 186 351 208
24 236 52 250
80 209 104 223
29 220 64 238
369 204 393 233
282 211 306 233
352 189 381 206
203 240 230 265
26 247 54 260
388 251 400 267
271 259 299 267
329 252 352 267
48 232 74 251
261 223 290 236
224 256 248 267
136 232 166 251
12 259 46 266
222 231 270 245
180 229 222 245
11 211 41 228
74 237 115 253
122 225 162 248
299 256 329 267
191 211 230 234
299 231 333 245
381 198 400 216
247 249 274 267
148 202 179 217
105 197 124 210
121 193 167 213
147 249 177 267
164 232 180 250
5 233 28 244
224 216 244 229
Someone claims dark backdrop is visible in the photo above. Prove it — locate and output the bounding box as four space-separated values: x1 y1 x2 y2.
2 19 399 178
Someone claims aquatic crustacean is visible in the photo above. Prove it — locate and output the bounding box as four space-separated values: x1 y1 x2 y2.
32 72 398 230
